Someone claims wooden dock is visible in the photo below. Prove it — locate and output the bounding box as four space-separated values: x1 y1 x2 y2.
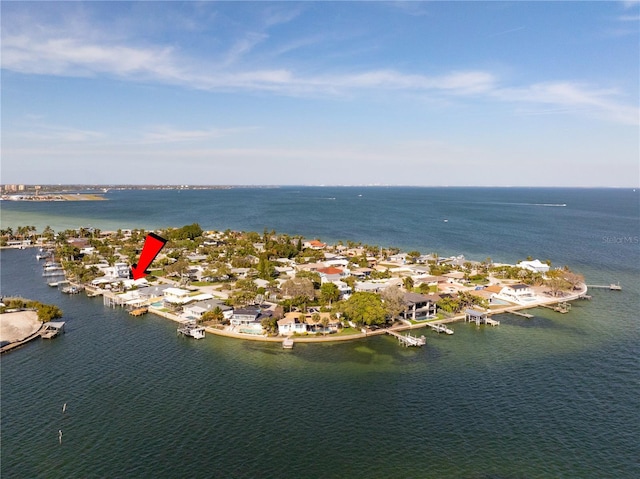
586 283 622 291
465 309 500 326
387 330 426 347
426 323 454 334
282 338 294 349
40 321 65 339
540 302 571 314
507 309 534 318
129 307 148 317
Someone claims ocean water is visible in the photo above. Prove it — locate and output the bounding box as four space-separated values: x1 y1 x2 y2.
1 187 638 478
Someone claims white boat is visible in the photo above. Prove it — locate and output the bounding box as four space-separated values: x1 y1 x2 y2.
177 323 205 339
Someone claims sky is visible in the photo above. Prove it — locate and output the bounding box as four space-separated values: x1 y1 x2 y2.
1 1 639 187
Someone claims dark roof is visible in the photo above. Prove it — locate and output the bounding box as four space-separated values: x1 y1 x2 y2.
511 283 530 290
403 292 432 305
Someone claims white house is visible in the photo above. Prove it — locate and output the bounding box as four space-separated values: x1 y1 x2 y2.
277 314 308 335
333 280 352 299
517 259 550 274
163 287 193 304
317 266 347 283
183 300 232 321
494 284 538 305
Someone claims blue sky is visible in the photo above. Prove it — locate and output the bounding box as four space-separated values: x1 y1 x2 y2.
2 1 638 186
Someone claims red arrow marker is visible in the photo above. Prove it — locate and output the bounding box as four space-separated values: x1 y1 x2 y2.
131 233 168 280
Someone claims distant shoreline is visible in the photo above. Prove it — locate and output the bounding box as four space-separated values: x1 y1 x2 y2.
0 193 107 202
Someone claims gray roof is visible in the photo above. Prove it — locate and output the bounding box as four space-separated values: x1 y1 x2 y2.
188 299 231 311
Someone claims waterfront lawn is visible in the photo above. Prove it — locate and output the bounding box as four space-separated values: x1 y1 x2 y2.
337 327 361 336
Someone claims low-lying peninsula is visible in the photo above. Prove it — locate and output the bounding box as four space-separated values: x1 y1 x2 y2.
10 223 591 344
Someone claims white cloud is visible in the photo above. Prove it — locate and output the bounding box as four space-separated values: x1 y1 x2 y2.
1 12 637 126
140 126 258 144
494 82 639 125
10 123 105 143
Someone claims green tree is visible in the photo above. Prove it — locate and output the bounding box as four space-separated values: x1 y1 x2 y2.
437 296 462 314
257 254 276 280
42 225 55 242
406 251 421 264
320 282 340 306
341 292 387 327
261 315 279 335
201 306 225 324
36 303 63 322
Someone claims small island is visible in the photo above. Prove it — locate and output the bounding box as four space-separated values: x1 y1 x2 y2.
0 298 64 353
6 223 590 347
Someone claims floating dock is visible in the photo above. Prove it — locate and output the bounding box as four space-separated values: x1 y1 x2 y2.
282 338 294 349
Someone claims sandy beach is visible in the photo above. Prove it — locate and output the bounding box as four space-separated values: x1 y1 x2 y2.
0 311 41 343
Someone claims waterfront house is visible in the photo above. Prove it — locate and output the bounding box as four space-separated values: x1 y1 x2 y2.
163 287 193 305
230 306 272 334
183 300 232 321
277 314 309 335
401 292 438 320
137 284 173 300
517 259 550 274
494 284 537 305
278 312 339 335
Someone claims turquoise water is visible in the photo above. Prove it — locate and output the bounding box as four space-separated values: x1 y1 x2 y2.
1 187 638 478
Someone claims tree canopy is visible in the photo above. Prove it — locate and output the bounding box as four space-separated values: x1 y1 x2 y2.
341 292 387 327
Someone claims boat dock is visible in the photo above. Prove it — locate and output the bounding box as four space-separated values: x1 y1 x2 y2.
282 337 294 349
129 307 148 317
505 309 534 318
61 284 84 294
426 323 454 334
586 283 622 291
40 321 65 339
465 309 500 326
177 322 205 339
387 330 426 347
539 302 572 314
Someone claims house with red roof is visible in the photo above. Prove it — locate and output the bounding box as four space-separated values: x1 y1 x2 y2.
304 239 327 250
317 266 347 283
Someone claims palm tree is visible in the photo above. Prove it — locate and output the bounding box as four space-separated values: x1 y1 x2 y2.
403 276 414 291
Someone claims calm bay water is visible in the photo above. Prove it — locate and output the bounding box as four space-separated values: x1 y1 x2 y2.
1 187 639 478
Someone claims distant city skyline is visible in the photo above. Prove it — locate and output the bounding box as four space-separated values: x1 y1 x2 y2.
2 1 638 187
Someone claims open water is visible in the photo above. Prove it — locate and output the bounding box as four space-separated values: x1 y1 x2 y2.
1 187 638 478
